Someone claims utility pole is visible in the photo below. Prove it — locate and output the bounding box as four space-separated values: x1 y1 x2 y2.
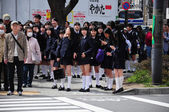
151 0 164 85
124 10 128 26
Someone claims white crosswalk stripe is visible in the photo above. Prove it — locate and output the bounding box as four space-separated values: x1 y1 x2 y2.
0 97 112 112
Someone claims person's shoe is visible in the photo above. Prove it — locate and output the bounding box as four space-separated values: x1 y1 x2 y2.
34 76 38 79
127 70 131 73
18 91 22 96
99 77 103 80
104 87 112 91
89 85 93 88
102 74 105 77
23 84 27 88
123 71 127 73
77 75 81 78
28 84 32 87
47 78 53 82
7 91 14 96
101 86 107 90
85 88 90 92
58 86 65 91
66 88 71 92
39 74 45 77
96 85 102 88
72 75 76 78
51 85 57 89
113 87 124 94
79 88 85 92
43 76 48 79
92 76 96 80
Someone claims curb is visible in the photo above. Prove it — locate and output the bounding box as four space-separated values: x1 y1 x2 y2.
116 87 169 95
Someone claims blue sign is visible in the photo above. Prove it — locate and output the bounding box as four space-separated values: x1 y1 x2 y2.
122 2 130 10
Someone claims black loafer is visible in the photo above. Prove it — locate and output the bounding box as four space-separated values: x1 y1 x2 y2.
58 86 65 91
113 87 124 94
85 88 90 92
66 88 71 92
79 88 85 92
51 85 57 89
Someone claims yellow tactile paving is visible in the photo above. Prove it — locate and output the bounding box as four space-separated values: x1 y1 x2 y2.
0 91 40 95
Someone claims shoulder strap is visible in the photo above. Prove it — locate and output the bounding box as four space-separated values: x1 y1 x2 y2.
11 33 24 53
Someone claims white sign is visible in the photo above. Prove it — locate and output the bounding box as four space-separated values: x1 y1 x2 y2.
88 0 114 17
166 8 169 19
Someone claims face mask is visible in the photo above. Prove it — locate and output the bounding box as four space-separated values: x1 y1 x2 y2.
27 32 33 37
0 30 5 35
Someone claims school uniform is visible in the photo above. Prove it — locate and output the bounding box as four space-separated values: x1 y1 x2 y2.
90 36 101 66
57 37 74 65
114 31 126 69
101 38 115 70
127 30 138 55
77 36 94 65
45 36 56 60
54 26 61 39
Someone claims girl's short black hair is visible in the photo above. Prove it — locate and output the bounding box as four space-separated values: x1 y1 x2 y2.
81 27 88 31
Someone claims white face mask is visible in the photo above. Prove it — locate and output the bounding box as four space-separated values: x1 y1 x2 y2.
27 32 33 37
0 30 5 35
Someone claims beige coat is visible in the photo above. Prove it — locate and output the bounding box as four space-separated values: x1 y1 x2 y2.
0 34 5 63
25 37 41 64
4 31 27 62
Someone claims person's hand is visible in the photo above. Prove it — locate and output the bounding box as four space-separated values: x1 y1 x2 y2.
44 56 47 59
57 58 60 62
73 53 77 59
81 52 86 58
101 41 107 46
24 58 26 63
4 59 8 64
110 45 116 50
106 52 112 56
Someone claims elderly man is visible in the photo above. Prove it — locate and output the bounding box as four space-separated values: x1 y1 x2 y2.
0 24 8 91
4 21 27 96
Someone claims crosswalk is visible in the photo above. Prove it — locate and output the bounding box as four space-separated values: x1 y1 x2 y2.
0 97 112 112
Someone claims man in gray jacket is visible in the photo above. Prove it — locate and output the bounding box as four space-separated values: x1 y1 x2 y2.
4 21 27 96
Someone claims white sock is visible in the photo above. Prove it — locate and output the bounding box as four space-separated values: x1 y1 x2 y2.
126 60 131 71
67 76 72 88
89 72 92 86
108 78 113 89
99 68 104 78
95 73 100 85
61 78 65 88
82 76 86 89
53 80 57 86
106 77 109 88
132 60 137 71
34 65 38 75
115 77 120 91
50 72 54 79
71 66 75 76
92 67 96 77
119 76 124 88
85 76 90 90
77 66 81 75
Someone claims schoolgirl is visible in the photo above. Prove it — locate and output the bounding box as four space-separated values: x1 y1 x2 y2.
44 27 56 81
74 27 94 92
57 27 75 92
51 30 65 89
89 27 102 88
100 28 116 91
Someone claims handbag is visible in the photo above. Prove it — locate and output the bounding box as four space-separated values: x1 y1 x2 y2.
53 68 65 80
96 49 105 63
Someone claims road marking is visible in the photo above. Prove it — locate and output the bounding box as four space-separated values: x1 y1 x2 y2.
122 96 169 108
0 100 61 104
0 103 70 107
0 97 55 101
0 106 80 111
17 110 91 112
55 97 113 112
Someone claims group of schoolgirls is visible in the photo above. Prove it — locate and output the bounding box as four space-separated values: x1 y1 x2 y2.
43 20 128 94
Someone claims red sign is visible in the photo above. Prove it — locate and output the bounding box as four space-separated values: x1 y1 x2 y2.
122 2 130 10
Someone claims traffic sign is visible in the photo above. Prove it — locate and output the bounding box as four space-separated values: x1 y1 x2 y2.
122 2 130 10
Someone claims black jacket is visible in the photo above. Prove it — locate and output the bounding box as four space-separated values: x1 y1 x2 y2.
45 36 56 57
